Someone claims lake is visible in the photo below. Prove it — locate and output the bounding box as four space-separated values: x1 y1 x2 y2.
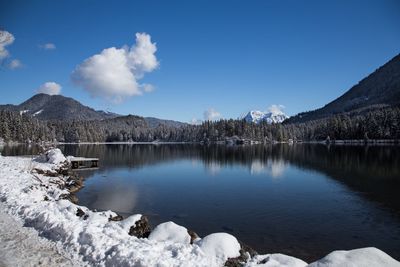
1 143 400 262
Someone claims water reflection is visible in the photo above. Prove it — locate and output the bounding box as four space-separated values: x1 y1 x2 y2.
250 159 286 178
50 143 400 213
205 162 222 175
79 175 139 214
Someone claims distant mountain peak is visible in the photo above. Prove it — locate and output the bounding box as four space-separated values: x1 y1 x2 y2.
0 94 186 128
244 110 288 124
0 94 120 121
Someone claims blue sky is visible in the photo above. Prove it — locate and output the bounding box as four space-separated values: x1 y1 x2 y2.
0 0 399 122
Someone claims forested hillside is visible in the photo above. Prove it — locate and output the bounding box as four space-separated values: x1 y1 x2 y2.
287 54 400 123
1 106 399 143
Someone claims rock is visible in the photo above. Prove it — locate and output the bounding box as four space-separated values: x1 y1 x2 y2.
224 241 258 267
128 215 151 238
109 214 124 221
59 193 78 204
76 208 89 220
66 176 84 193
33 168 58 177
76 208 85 217
188 229 200 244
68 194 78 204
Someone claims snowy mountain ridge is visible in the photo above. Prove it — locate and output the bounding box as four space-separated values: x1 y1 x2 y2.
244 110 288 124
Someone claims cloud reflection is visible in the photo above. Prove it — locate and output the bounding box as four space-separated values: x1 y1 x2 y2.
250 159 286 178
89 182 138 214
205 162 222 176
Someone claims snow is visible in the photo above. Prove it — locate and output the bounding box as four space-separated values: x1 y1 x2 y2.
308 247 400 267
0 149 399 267
245 254 307 267
118 213 142 232
45 148 67 164
149 221 191 244
196 233 241 263
19 109 29 115
33 109 44 116
0 202 77 267
244 110 288 124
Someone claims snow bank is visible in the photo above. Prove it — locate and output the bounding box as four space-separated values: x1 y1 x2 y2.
196 233 241 262
308 247 400 267
149 221 191 244
245 254 307 267
1 149 399 267
0 202 76 267
46 148 66 165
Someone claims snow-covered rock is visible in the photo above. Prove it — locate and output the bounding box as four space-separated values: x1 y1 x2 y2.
149 221 191 245
308 247 400 267
245 254 307 267
118 214 143 233
244 110 288 124
197 233 241 262
46 148 67 165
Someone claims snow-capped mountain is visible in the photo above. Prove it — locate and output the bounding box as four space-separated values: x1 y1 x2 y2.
244 110 288 124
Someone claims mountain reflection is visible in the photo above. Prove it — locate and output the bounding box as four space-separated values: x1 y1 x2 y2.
60 143 400 215
2 143 400 214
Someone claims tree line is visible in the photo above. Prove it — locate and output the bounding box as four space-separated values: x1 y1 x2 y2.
1 106 400 143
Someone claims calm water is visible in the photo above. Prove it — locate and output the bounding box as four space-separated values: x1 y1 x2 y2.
1 144 400 261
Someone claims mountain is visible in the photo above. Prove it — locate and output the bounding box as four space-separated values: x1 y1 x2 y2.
244 110 288 124
0 94 120 121
287 54 400 123
0 94 186 127
144 117 186 128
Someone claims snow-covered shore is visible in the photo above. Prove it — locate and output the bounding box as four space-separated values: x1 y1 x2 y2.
0 149 399 267
0 202 77 267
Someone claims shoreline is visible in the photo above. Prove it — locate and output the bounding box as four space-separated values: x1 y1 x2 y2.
0 150 399 266
1 139 400 147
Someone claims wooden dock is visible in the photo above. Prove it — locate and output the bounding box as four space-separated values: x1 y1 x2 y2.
70 157 99 169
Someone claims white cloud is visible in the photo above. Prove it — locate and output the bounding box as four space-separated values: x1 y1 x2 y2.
71 32 159 103
203 108 222 121
37 82 62 95
267 104 285 115
127 33 159 78
141 83 155 93
0 30 14 60
40 43 56 50
0 30 23 69
8 59 22 69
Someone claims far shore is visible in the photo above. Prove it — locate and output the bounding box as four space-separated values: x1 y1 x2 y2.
1 139 399 147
